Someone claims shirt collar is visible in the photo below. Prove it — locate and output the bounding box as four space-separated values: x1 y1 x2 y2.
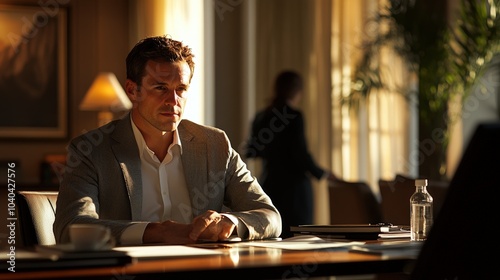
130 115 183 156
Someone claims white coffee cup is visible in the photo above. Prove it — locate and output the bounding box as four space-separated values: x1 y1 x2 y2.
69 224 113 251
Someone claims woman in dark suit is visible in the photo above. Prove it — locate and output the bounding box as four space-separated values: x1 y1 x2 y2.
246 70 337 238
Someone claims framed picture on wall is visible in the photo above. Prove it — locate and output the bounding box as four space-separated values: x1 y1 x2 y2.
0 4 67 139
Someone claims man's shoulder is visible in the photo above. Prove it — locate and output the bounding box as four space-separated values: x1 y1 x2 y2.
179 119 225 135
68 117 127 146
179 120 230 147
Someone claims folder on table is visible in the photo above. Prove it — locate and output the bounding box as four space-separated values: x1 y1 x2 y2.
290 224 408 240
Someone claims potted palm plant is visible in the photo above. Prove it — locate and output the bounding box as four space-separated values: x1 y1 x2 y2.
348 0 500 180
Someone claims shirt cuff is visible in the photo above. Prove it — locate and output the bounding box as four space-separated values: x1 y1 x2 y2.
120 222 149 245
221 213 249 239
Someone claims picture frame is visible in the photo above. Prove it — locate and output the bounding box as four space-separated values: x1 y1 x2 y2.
0 4 67 139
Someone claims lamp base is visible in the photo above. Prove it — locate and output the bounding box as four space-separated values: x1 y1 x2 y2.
97 111 114 127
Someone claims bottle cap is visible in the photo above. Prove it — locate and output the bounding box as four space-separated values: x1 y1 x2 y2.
415 179 428 186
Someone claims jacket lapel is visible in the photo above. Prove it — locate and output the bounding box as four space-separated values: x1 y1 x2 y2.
178 122 208 216
110 114 143 220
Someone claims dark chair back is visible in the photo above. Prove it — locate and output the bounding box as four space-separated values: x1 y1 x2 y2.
328 179 382 224
378 174 414 225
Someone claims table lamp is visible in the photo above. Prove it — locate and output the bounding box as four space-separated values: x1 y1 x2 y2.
79 72 132 127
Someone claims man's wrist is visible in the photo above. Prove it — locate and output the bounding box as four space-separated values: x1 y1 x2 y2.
221 214 249 238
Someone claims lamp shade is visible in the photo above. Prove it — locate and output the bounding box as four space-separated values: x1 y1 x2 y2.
80 72 132 111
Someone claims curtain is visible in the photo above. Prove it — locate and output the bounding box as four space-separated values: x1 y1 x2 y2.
329 0 414 201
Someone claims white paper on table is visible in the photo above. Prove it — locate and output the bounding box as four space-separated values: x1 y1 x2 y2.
235 235 364 250
114 245 225 258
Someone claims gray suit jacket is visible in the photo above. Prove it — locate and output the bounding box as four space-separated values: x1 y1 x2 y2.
53 114 281 243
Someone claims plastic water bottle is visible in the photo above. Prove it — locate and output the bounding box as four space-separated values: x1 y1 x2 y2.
410 179 433 241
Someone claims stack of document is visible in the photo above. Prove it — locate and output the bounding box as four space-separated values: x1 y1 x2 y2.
290 224 410 240
378 230 411 240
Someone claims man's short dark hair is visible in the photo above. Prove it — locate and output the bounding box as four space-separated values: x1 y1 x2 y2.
126 35 195 85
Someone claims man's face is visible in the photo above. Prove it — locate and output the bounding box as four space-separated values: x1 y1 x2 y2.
127 60 191 133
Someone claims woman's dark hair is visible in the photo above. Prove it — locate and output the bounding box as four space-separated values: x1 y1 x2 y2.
270 70 303 108
126 35 195 86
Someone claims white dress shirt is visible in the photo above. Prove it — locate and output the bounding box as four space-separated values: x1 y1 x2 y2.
120 118 192 244
136 129 192 223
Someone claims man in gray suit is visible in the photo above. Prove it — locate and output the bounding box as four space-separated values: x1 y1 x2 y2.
54 35 282 245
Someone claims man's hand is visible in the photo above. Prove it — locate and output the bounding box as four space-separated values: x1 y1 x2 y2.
189 210 236 241
327 172 338 182
142 210 236 244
